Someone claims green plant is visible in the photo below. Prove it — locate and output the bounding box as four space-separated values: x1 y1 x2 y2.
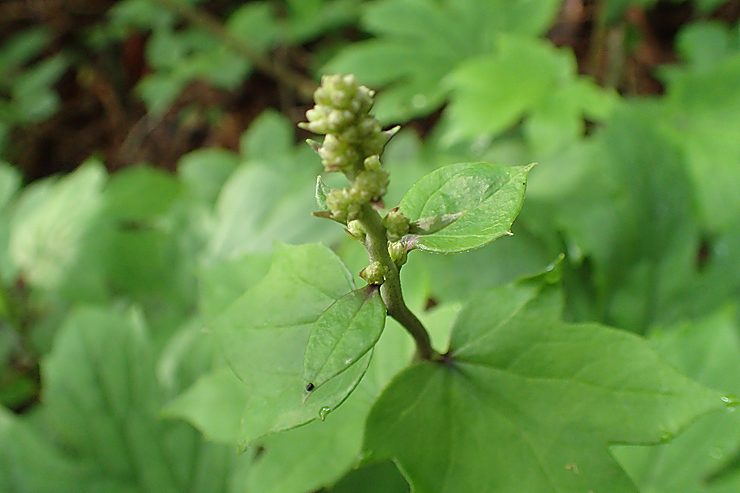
171 75 731 492
2 2 740 492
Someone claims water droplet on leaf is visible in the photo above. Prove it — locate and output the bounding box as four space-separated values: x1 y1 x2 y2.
722 395 740 412
319 406 331 421
710 447 724 460
658 425 674 442
411 94 427 109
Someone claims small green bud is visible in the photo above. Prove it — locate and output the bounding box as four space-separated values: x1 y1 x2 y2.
362 125 399 156
360 261 387 285
383 207 410 241
352 169 390 202
317 134 360 172
326 188 361 223
363 155 381 171
346 219 365 241
388 241 408 267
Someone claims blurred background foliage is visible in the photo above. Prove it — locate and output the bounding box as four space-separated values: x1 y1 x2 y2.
1 1 740 492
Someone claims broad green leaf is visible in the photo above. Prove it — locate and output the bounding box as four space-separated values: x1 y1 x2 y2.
8 161 106 292
303 285 386 393
675 21 734 72
614 306 740 492
239 109 294 164
178 148 239 204
660 52 740 232
198 252 272 323
43 307 176 490
443 35 616 148
164 367 248 444
105 165 181 222
0 407 85 492
328 461 409 493
207 113 340 258
399 162 533 253
363 282 725 493
245 383 373 493
324 0 561 123
524 105 701 331
41 306 245 492
213 243 368 446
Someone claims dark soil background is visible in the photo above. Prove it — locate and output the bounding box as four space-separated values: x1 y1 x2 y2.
2 0 739 181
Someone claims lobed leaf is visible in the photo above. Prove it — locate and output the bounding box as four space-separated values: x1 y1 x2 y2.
399 162 533 253
363 281 725 493
324 0 561 123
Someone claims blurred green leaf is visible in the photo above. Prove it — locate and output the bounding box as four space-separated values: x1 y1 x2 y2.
8 161 106 293
444 35 616 152
325 0 561 123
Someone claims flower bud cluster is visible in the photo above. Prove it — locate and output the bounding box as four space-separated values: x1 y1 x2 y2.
324 161 390 223
388 241 408 268
360 261 388 285
301 74 396 174
383 208 410 242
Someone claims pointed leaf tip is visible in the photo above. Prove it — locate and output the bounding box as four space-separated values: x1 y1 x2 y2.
303 286 386 395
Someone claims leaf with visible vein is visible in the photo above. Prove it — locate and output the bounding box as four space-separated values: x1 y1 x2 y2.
363 282 725 493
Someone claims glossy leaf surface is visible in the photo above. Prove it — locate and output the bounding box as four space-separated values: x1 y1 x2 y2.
399 162 533 253
212 243 369 446
303 285 386 393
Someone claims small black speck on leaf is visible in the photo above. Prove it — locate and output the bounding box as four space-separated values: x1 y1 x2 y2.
305 383 315 392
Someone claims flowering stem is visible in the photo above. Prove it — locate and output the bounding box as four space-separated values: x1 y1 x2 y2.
358 204 439 361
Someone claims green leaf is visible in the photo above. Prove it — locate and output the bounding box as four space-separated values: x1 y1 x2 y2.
408 212 463 236
178 148 239 204
105 165 181 222
41 306 245 492
613 306 740 492
399 162 533 253
328 461 410 493
660 53 740 232
239 109 294 163
443 35 616 148
324 0 561 123
315 175 331 211
363 282 724 493
525 105 702 331
0 407 85 492
164 367 248 444
8 161 106 292
245 385 373 493
212 243 369 446
303 285 386 393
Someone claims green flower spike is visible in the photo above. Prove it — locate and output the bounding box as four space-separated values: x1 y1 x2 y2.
326 188 361 223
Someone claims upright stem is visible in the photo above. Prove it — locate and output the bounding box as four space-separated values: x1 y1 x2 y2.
358 204 439 361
